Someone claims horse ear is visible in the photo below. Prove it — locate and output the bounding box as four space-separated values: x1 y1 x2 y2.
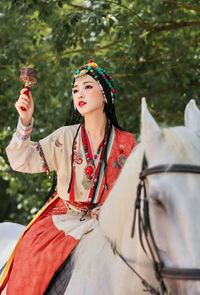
141 97 162 144
184 99 200 135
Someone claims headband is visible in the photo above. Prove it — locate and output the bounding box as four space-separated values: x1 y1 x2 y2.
73 60 117 104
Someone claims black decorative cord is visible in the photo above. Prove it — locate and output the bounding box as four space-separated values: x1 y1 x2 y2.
90 122 111 204
67 123 83 194
95 124 110 204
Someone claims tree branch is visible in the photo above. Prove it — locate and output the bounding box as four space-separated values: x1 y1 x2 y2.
162 0 200 13
148 20 200 35
61 40 122 56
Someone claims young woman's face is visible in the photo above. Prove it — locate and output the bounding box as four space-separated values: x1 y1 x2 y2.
73 74 105 116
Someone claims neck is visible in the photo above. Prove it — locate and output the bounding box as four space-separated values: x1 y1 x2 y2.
84 111 107 138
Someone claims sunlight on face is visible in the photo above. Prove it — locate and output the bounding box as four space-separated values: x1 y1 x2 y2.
73 75 105 116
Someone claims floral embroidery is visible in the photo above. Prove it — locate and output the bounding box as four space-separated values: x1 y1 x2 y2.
36 142 50 176
15 119 33 141
112 144 127 168
72 140 83 165
55 138 62 148
73 151 83 165
116 154 127 167
16 130 31 141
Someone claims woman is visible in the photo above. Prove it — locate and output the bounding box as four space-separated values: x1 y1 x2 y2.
0 61 136 294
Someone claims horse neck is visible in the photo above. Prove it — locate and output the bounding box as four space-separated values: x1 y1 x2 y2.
100 143 144 253
99 144 158 289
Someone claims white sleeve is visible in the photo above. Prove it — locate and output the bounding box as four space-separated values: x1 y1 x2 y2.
6 118 63 174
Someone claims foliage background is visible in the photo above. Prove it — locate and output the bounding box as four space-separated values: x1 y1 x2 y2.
0 0 199 223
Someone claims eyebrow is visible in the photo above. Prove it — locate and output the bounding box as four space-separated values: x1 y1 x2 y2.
73 81 95 88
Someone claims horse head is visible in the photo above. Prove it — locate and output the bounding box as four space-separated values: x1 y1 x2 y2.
141 98 200 294
100 98 200 295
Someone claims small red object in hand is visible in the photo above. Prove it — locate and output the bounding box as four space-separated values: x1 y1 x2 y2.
23 86 29 96
20 86 30 111
19 67 37 111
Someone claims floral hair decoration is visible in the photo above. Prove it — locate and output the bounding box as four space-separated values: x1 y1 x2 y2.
73 60 117 104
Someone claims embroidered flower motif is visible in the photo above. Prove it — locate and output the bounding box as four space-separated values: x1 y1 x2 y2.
112 144 127 168
55 138 63 148
73 151 83 165
117 154 127 167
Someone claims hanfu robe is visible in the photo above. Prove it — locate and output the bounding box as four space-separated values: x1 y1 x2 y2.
0 119 136 294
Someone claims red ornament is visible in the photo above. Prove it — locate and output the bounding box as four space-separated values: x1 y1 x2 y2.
87 59 94 64
85 165 94 176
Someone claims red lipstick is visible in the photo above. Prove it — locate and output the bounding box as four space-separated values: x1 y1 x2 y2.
78 101 87 107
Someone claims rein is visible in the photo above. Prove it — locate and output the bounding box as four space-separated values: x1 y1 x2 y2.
114 248 160 295
130 155 200 293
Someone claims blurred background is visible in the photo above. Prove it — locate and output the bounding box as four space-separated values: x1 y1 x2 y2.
0 0 199 224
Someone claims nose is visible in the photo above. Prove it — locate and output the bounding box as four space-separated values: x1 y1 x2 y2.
77 90 84 99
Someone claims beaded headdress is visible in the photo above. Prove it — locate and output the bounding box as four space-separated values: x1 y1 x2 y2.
73 60 117 104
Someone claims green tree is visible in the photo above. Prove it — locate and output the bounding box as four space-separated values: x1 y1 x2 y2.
0 0 199 223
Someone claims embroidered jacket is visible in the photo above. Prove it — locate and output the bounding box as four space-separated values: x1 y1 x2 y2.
6 119 136 204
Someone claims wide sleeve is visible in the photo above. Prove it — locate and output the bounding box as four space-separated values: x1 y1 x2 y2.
6 118 64 174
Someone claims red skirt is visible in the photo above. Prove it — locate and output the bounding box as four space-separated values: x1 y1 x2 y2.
5 198 79 295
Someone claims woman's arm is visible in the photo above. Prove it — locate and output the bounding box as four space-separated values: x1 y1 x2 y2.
6 89 63 174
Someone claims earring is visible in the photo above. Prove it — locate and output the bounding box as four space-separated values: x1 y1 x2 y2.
74 103 76 110
97 80 107 103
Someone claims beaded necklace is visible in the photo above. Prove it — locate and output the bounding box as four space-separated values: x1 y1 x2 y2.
81 123 109 191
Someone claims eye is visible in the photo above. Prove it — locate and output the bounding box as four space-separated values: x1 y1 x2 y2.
149 190 166 211
151 198 165 210
85 84 93 89
73 89 78 94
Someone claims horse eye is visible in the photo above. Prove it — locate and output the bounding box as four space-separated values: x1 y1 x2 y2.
149 191 166 211
153 198 165 209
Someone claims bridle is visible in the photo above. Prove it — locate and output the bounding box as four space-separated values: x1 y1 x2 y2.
127 155 200 294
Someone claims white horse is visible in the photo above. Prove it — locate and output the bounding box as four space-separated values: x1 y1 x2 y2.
1 99 200 295
0 222 24 272
98 98 200 294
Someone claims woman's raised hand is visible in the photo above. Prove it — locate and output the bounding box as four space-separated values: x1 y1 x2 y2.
15 88 34 126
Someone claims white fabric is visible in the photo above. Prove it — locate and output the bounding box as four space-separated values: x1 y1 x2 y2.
52 213 97 240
